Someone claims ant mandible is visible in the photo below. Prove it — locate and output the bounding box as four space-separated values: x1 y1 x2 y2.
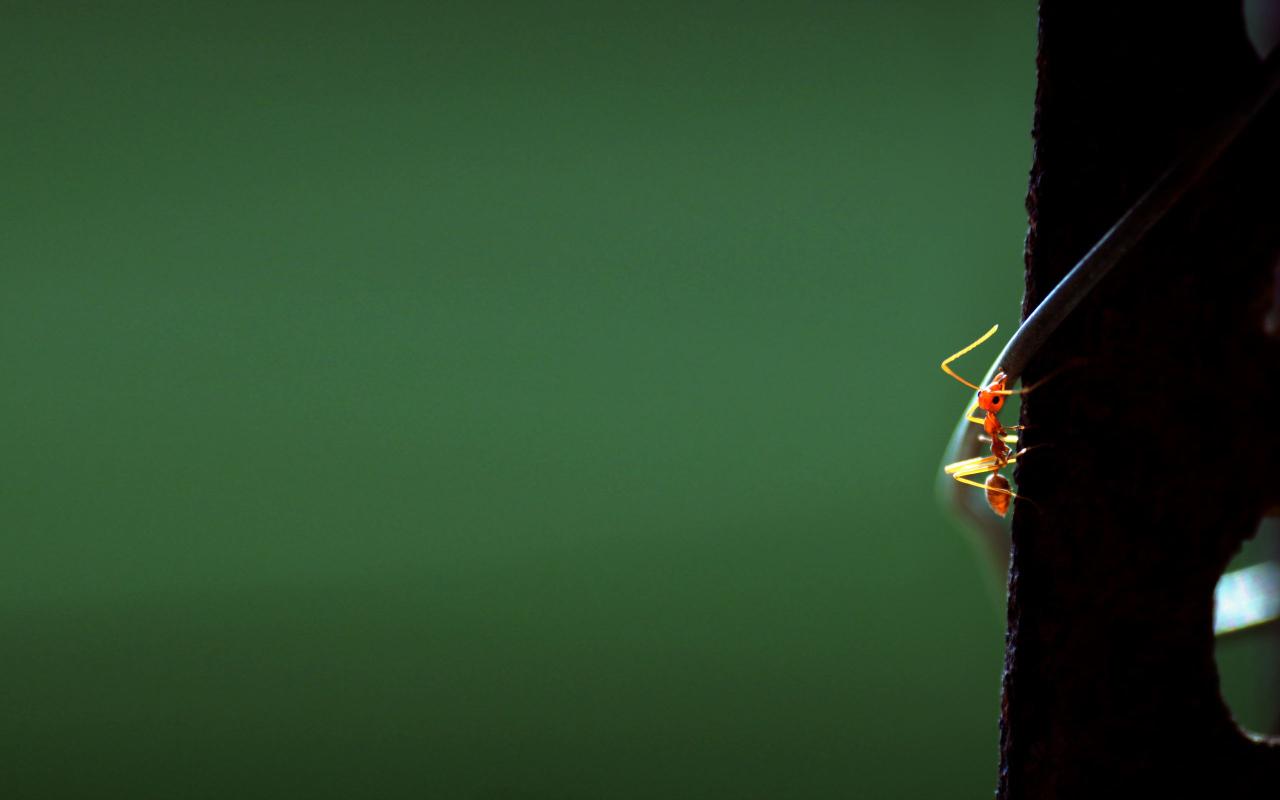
939 324 1029 517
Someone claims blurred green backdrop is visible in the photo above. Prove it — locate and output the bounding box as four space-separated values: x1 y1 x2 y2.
2 2 1044 797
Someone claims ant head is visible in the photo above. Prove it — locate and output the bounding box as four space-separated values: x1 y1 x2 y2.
977 373 1009 414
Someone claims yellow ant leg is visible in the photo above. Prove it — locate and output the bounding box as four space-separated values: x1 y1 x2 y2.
987 359 1081 396
988 383 1041 398
965 400 985 426
945 449 1030 475
941 324 999 391
945 454 1001 474
944 453 1023 501
950 472 1011 496
945 450 1044 516
945 455 1007 484
978 433 1022 445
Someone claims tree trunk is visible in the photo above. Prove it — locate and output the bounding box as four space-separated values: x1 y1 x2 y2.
1000 2 1280 797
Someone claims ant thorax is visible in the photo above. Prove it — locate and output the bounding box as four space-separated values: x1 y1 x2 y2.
983 412 1003 437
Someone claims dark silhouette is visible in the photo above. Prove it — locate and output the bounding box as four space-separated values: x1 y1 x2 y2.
1000 2 1280 797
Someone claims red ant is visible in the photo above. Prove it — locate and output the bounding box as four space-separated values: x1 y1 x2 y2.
940 325 1032 517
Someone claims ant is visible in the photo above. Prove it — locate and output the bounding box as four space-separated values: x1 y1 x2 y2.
939 324 1032 517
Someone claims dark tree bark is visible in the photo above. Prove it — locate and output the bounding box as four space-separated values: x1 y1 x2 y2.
1000 3 1280 797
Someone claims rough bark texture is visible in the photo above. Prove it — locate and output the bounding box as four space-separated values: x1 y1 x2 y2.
1000 3 1280 798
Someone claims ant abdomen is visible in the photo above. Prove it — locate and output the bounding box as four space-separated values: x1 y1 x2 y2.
985 473 1012 517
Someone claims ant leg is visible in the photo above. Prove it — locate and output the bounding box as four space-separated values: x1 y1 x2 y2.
950 473 1014 497
945 453 1025 500
944 454 1002 475
952 459 1040 516
988 359 1082 396
941 324 1000 391
947 464 1028 516
965 400 986 426
978 434 1021 445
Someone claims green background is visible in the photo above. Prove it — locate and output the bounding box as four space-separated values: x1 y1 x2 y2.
3 2 1270 797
